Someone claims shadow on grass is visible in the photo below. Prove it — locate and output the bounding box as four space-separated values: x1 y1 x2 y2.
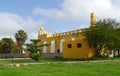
51 56 120 61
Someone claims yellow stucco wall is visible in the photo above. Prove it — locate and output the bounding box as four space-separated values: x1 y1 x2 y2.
38 13 96 59
38 29 95 59
62 33 95 58
62 39 95 58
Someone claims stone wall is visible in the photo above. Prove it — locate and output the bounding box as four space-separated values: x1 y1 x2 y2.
42 53 62 58
0 53 62 59
0 53 29 59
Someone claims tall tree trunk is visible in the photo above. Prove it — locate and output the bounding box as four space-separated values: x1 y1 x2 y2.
118 50 120 56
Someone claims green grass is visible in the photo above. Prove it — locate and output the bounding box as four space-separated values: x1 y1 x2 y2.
0 58 120 76
0 56 119 65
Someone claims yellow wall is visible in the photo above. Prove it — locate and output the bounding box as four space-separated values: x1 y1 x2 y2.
38 29 95 59
38 13 96 59
62 34 95 58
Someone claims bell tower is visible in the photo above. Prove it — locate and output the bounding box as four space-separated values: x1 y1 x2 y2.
90 12 96 26
38 27 46 35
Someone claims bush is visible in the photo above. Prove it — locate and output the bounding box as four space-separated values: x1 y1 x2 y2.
30 53 41 61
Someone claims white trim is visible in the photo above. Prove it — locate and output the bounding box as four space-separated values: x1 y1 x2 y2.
50 40 55 53
60 39 64 53
43 41 47 53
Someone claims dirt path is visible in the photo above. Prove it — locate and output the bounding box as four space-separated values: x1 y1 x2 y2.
6 59 120 66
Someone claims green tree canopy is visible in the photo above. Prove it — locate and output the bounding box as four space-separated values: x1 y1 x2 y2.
15 30 27 47
25 39 50 61
15 30 27 53
84 19 120 56
1 38 14 53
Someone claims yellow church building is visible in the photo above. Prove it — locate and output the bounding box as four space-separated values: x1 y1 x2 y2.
38 13 96 59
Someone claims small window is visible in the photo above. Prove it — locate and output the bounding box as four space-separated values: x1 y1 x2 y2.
77 43 82 48
68 44 72 48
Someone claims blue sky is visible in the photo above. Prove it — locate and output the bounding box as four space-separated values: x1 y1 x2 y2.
0 0 61 15
0 0 120 42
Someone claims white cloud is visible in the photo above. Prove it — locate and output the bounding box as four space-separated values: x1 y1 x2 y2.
28 32 38 40
33 0 120 21
1 0 120 42
0 12 44 42
0 13 22 35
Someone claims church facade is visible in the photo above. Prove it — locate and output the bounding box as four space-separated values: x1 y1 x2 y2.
38 13 96 59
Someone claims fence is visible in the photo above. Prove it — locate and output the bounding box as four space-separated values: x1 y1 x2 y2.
0 53 29 59
0 53 62 59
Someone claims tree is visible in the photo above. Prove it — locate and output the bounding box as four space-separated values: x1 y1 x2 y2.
25 39 50 61
15 30 27 54
101 19 120 56
0 40 2 53
106 28 120 56
83 26 106 56
115 29 120 56
1 38 14 53
83 19 120 56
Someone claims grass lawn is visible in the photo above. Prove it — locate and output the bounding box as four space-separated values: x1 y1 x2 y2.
0 58 120 76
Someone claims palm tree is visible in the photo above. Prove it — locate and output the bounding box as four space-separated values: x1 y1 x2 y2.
1 38 14 53
15 30 27 54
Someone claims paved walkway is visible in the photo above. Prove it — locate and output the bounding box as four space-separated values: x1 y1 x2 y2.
0 58 120 66
5 60 120 66
0 58 30 60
